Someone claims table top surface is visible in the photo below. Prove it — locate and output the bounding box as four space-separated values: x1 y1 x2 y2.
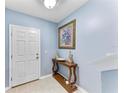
52 58 77 67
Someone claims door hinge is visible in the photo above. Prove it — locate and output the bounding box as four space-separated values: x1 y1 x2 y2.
11 32 12 37
11 55 13 59
11 77 12 81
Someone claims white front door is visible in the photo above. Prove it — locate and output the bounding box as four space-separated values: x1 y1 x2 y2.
10 25 40 87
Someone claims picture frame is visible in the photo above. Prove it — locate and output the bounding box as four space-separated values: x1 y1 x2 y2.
58 19 76 49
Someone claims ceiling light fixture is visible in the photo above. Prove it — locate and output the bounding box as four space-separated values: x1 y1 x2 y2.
43 0 57 9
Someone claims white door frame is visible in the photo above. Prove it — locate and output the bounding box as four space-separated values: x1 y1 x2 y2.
9 24 41 87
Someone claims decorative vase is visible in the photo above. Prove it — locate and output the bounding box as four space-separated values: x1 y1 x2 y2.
68 50 73 63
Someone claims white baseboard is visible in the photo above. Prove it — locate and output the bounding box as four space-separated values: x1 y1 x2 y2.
39 74 52 80
5 86 11 91
76 85 88 93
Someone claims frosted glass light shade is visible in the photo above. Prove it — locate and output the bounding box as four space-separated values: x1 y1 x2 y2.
43 0 57 9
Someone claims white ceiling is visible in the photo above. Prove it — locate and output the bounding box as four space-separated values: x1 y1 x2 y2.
5 0 88 23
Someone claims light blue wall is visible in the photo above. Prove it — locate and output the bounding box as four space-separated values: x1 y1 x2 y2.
102 70 118 93
6 0 118 92
5 9 57 87
57 0 118 93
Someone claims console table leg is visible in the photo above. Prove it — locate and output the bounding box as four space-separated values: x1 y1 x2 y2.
72 66 77 84
56 62 59 73
52 61 56 75
68 67 72 84
52 60 59 75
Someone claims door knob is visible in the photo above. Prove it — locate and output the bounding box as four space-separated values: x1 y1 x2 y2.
36 56 39 59
36 53 39 59
36 53 39 55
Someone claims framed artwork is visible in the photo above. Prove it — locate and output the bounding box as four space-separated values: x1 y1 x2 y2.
58 19 76 49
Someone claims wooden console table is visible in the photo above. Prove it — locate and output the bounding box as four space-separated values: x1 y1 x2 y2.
52 58 78 93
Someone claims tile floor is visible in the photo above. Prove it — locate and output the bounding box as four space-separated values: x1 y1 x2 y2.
6 77 82 93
